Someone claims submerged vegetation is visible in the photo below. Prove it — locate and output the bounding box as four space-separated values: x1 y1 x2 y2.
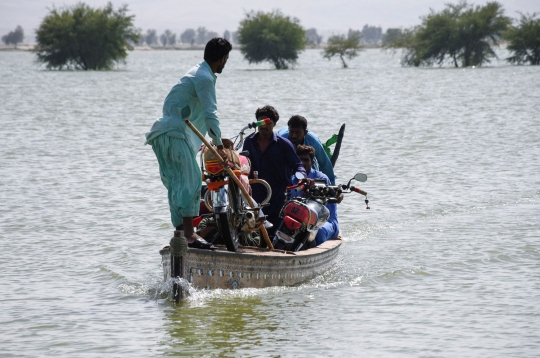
384 1 510 67
383 0 540 67
34 2 140 70
13 1 535 69
504 12 540 65
237 10 306 69
322 32 363 68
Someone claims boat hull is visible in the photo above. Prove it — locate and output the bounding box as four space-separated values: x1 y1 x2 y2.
160 238 342 290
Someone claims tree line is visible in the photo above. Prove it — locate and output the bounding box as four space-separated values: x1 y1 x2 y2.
137 27 237 47
28 1 540 70
383 0 540 67
136 25 388 48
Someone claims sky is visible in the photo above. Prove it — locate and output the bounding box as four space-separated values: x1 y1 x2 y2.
1 0 538 43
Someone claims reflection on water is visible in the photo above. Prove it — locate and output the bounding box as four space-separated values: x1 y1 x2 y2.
0 49 539 357
162 295 278 356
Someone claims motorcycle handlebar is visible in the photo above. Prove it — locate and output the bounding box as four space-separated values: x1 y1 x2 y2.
350 185 367 196
286 183 306 191
287 181 340 201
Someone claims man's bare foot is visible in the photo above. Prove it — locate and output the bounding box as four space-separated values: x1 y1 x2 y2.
185 233 203 244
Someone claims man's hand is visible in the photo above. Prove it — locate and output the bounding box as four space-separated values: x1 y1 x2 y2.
302 178 315 187
337 193 344 203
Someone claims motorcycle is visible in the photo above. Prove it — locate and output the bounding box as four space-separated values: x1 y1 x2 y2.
272 172 369 252
196 119 273 252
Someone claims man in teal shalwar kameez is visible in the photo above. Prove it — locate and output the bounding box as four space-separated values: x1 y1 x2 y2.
145 38 232 249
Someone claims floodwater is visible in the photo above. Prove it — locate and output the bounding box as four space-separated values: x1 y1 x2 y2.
1 49 539 357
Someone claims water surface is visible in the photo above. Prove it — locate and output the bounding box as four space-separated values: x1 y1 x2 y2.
1 49 539 357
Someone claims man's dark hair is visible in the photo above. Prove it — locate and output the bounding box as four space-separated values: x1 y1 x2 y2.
296 145 315 160
204 37 232 62
255 105 279 124
287 115 308 130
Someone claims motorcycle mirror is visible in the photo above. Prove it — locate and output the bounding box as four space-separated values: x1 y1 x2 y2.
353 173 367 182
295 172 305 180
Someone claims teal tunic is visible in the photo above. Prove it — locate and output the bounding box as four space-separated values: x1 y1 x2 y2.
145 61 223 227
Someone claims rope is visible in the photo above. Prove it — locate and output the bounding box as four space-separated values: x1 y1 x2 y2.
170 231 188 257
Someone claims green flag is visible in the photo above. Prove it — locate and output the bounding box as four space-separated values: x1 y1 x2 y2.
322 134 338 159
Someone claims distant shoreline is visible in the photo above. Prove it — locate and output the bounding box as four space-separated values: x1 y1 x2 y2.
0 44 384 52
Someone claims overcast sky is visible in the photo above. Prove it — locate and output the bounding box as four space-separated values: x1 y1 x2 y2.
1 0 538 42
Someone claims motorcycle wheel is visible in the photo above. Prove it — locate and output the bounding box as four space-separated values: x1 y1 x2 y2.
292 231 311 252
216 207 239 252
272 237 287 251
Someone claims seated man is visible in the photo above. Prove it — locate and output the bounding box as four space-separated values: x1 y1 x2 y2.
242 105 306 234
293 145 340 246
277 115 336 184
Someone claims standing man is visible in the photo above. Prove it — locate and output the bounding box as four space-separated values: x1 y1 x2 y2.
294 145 340 246
242 105 306 233
145 38 232 250
277 115 336 184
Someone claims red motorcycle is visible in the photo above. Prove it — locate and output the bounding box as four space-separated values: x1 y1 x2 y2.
195 119 273 251
272 173 368 252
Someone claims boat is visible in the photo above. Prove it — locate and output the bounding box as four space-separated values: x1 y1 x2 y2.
157 120 351 298
159 233 342 290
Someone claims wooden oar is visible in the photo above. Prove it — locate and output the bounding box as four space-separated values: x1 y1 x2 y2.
185 119 274 250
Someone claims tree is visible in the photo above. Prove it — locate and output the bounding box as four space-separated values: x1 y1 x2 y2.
306 28 322 47
238 10 306 69
322 32 363 68
160 29 176 47
196 27 208 44
382 28 403 46
194 27 218 45
34 2 140 70
362 25 382 45
385 1 510 67
223 30 231 42
348 29 362 41
505 12 540 65
180 28 195 45
145 29 158 46
2 25 24 48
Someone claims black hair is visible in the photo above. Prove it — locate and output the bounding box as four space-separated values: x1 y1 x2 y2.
255 105 279 124
296 145 315 160
204 38 232 63
287 115 308 130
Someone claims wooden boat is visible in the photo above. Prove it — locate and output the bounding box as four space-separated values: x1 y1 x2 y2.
159 237 342 290
158 120 349 295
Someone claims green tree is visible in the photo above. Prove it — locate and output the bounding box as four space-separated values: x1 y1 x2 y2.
322 32 363 68
238 10 306 69
2 25 24 48
386 1 510 67
505 12 540 65
382 28 403 46
34 2 140 70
